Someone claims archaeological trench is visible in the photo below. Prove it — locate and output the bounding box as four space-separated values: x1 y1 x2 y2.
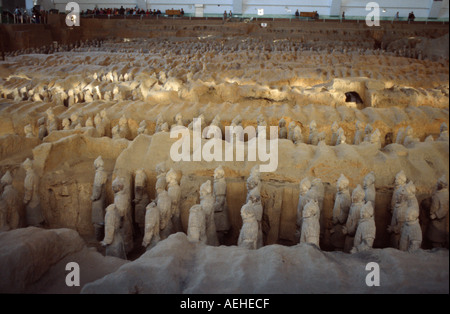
0 15 448 294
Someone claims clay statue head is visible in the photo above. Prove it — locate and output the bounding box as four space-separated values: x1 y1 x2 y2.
404 181 416 197
352 185 365 203
214 166 225 179
94 156 104 169
360 202 374 219
395 170 407 187
405 126 413 136
364 124 373 135
440 122 448 133
156 162 166 176
135 169 147 187
119 115 127 127
166 169 178 185
161 122 169 132
70 112 79 123
22 158 33 171
299 178 311 194
337 174 349 192
311 178 322 188
112 177 125 193
256 115 265 125
24 124 33 134
175 113 183 125
303 200 319 218
249 187 261 203
94 113 101 125
100 109 108 118
156 113 164 125
309 120 317 131
364 172 375 188
200 180 212 197
0 171 13 186
155 176 166 193
250 165 260 181
85 117 94 127
279 118 286 128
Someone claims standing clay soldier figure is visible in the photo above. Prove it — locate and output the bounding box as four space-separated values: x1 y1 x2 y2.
391 170 407 214
134 169 149 235
363 124 373 143
91 156 108 241
403 127 418 147
331 122 340 146
336 128 346 146
22 158 45 227
166 169 182 232
70 112 81 129
142 201 160 249
300 200 320 247
288 122 303 144
101 204 127 259
112 176 134 254
364 171 376 209
213 166 230 243
351 202 376 253
155 114 164 133
426 176 449 248
118 115 130 139
46 108 58 133
354 120 365 145
94 113 104 137
200 180 219 246
38 117 48 141
85 116 94 128
111 125 120 139
238 196 259 250
156 176 173 239
296 178 312 240
343 185 366 253
155 163 167 196
309 178 324 219
171 113 184 131
388 186 408 249
0 198 8 231
100 109 111 137
308 120 319 145
330 174 351 251
278 118 287 139
396 127 406 144
399 208 422 252
1 171 23 229
256 115 267 138
437 123 448 142
370 129 382 149
24 124 34 138
187 204 206 244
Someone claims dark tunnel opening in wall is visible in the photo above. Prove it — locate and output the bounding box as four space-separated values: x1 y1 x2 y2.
345 91 364 106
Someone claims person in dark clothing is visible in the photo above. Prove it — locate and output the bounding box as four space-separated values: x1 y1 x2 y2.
119 6 125 15
295 10 300 17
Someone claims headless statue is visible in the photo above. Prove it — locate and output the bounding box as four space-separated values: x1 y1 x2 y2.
101 204 127 259
399 208 422 252
91 156 108 241
134 169 149 235
187 204 206 244
142 201 161 249
23 158 45 227
213 166 231 244
300 200 320 248
426 176 449 248
330 174 351 251
200 180 219 246
351 202 376 253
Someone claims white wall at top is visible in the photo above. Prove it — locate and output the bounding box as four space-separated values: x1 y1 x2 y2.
242 0 331 16
341 0 448 18
48 0 449 18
